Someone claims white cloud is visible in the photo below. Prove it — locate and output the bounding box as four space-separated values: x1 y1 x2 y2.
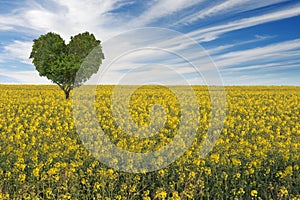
0 0 132 41
128 0 204 27
0 69 52 84
0 15 23 31
178 0 249 24
0 0 134 78
221 61 300 73
0 24 13 31
214 39 300 67
176 0 290 25
222 73 283 85
3 40 33 64
185 4 300 42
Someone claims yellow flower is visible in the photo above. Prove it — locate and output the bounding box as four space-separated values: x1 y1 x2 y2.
81 178 87 185
210 153 220 163
47 167 58 176
158 169 165 176
235 173 241 180
251 190 258 197
279 187 288 196
18 174 26 182
171 191 180 200
107 169 114 175
33 168 40 178
189 171 196 178
62 193 71 199
283 166 293 177
231 158 241 166
159 191 167 200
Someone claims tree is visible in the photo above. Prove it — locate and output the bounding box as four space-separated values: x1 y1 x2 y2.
29 32 104 99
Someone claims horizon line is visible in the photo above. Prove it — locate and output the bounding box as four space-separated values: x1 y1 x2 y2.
1 84 300 87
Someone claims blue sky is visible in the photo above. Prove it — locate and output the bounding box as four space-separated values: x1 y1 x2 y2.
0 0 300 85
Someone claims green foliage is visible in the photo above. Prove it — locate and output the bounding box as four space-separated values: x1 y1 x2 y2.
29 32 104 99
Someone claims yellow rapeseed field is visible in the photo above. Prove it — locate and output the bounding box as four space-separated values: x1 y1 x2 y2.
0 85 299 199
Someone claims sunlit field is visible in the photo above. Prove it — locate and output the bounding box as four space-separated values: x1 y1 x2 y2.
0 85 299 199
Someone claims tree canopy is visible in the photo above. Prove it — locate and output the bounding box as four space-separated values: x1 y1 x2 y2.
29 32 104 99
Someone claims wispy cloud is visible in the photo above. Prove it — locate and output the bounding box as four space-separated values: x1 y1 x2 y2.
175 0 291 25
221 60 300 73
184 4 300 42
128 0 204 27
2 41 33 64
215 39 300 68
99 35 300 85
0 0 131 40
0 14 23 31
0 69 51 84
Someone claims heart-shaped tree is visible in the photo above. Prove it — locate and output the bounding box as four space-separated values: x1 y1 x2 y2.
30 32 104 99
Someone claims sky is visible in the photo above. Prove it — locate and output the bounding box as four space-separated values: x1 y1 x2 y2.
0 0 300 85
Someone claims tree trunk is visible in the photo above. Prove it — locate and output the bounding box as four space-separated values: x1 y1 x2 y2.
64 89 70 100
